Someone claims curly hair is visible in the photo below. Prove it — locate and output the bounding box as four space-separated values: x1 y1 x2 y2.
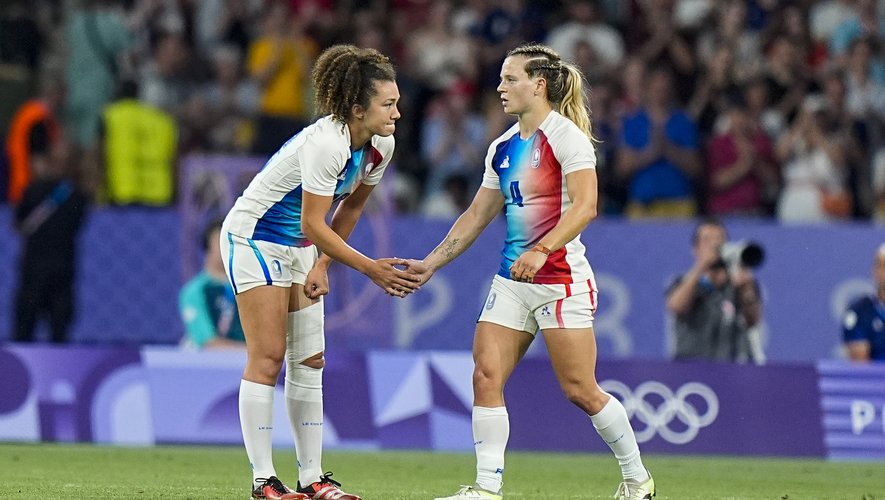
311 44 397 123
507 44 593 140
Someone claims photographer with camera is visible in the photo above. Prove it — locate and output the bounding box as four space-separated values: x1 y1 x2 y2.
666 218 765 364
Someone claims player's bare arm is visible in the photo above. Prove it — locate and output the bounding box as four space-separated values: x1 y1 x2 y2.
405 187 504 285
302 190 419 296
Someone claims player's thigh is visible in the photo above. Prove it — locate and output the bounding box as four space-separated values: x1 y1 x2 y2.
235 284 290 357
473 321 534 385
543 325 601 391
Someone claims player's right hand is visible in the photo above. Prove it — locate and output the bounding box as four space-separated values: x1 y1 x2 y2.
367 258 422 297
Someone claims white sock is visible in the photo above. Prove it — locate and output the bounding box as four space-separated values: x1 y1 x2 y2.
239 379 276 486
590 396 649 483
285 364 324 488
473 406 508 493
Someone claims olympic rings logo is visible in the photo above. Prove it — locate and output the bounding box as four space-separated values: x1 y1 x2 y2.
600 380 720 445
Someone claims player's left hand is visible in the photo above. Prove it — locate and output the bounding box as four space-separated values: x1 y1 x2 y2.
304 266 330 299
510 250 547 283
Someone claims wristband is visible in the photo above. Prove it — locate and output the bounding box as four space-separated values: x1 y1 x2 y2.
532 243 551 255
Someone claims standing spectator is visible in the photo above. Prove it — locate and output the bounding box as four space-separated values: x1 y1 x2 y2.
100 80 177 206
63 0 157 149
666 218 761 363
617 66 701 218
705 96 779 217
13 138 88 343
138 32 193 116
842 243 885 362
546 0 625 72
626 0 696 104
201 44 260 154
247 1 318 156
420 81 487 198
5 77 64 205
776 95 851 222
180 219 245 350
763 36 812 125
830 0 885 63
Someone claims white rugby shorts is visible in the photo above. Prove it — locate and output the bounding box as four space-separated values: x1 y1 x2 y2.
478 274 598 334
221 231 318 294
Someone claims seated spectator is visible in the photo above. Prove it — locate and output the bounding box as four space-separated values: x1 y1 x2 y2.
179 218 245 350
546 0 625 73
617 66 702 218
842 243 885 362
705 95 779 217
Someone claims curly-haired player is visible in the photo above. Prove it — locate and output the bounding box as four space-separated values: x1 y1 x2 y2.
221 44 420 500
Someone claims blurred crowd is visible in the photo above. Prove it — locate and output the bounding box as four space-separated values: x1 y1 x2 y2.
2 0 885 222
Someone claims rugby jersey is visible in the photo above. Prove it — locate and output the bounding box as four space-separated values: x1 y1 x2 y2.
481 110 596 284
224 115 393 246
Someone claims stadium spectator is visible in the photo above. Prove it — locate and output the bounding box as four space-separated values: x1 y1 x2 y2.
545 0 625 73
99 80 177 206
5 76 65 205
776 95 852 222
63 0 158 149
407 43 654 500
247 1 318 156
704 95 779 217
617 66 702 218
842 243 885 362
196 44 260 154
179 218 245 350
13 138 88 343
220 45 419 500
420 80 487 198
666 218 762 363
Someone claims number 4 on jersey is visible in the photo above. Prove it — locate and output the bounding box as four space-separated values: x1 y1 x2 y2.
509 181 524 207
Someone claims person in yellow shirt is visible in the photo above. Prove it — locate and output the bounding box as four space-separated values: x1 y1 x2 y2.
248 2 318 155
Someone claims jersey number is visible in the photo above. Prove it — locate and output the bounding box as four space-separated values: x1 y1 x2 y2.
509 181 524 207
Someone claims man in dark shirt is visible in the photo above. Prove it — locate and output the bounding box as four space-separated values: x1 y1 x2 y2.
14 139 88 343
842 244 885 362
666 218 760 363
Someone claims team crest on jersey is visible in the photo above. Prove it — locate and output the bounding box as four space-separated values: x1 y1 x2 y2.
364 162 375 175
500 156 510 169
531 148 540 168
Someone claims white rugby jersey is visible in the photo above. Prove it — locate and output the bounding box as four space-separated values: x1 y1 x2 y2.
481 110 596 284
224 115 394 246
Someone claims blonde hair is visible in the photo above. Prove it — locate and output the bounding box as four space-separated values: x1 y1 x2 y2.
507 43 593 140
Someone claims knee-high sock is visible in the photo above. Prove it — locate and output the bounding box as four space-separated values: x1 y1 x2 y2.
286 364 324 487
589 396 649 482
240 379 276 485
473 406 508 493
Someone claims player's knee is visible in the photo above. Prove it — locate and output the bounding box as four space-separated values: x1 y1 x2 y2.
561 379 606 413
285 361 323 402
300 352 325 369
472 364 503 395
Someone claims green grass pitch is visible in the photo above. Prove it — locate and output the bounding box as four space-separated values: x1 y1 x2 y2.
1 443 882 499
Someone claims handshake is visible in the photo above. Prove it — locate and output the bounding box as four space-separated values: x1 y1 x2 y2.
372 258 432 298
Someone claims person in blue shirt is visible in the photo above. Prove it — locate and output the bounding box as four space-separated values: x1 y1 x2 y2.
616 65 701 219
843 243 885 362
179 219 245 349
